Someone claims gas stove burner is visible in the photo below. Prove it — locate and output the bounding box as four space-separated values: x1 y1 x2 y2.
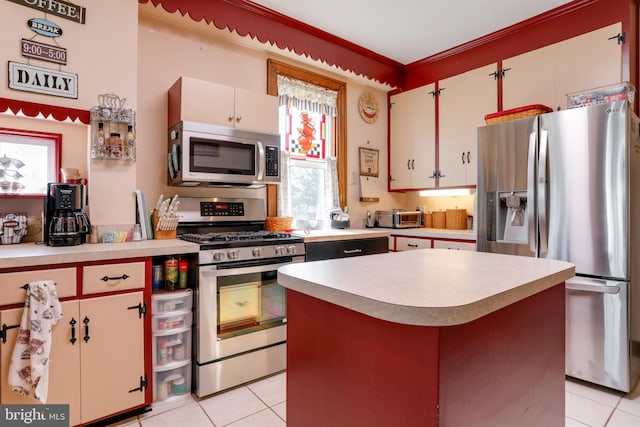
179 230 293 244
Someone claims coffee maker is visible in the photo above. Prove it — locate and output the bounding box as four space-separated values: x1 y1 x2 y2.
44 183 92 246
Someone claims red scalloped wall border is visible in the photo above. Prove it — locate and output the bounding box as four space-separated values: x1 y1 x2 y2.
139 0 405 88
0 97 90 124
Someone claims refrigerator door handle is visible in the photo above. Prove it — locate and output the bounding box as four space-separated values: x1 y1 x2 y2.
538 129 548 257
527 131 537 255
566 282 621 294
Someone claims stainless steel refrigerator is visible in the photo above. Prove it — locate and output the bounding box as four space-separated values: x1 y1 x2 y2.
477 100 640 392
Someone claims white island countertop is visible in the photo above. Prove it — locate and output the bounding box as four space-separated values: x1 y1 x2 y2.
0 239 200 269
278 249 574 326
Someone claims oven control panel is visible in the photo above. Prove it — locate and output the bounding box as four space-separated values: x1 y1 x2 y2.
200 201 244 217
199 243 305 264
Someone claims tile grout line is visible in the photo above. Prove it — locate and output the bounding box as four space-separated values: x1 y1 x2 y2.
245 384 286 423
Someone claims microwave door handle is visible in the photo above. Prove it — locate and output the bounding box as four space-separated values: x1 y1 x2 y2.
256 141 265 179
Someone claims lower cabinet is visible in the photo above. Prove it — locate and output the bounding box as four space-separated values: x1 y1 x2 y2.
0 261 148 426
432 239 476 251
395 236 432 251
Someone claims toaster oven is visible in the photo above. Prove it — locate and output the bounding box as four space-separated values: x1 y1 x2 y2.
375 210 423 229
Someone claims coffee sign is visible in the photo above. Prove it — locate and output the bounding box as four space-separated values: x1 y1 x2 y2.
27 18 62 37
6 0 85 24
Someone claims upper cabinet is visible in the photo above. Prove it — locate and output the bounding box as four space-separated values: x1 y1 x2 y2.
168 76 279 134
438 64 497 188
389 84 436 190
503 23 623 111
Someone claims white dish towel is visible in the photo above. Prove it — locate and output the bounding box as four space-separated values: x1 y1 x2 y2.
8 280 63 403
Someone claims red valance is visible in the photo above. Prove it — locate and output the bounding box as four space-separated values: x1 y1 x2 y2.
139 0 403 88
0 97 90 124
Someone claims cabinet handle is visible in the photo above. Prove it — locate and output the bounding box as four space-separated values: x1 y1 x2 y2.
461 152 466 164
83 316 90 343
438 170 446 179
343 248 363 255
128 375 148 393
429 171 437 179
70 317 77 345
407 159 411 170
467 151 471 163
100 274 129 282
235 115 242 123
0 323 20 344
127 302 147 319
408 244 419 248
411 159 415 170
228 115 234 122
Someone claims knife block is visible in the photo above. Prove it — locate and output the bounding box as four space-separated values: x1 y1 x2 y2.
152 210 177 240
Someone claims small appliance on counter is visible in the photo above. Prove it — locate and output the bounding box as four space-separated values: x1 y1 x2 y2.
44 182 91 246
375 209 423 229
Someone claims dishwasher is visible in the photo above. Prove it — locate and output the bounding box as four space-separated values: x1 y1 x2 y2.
304 236 389 261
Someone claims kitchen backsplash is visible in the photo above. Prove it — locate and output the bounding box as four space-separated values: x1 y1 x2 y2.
405 193 475 217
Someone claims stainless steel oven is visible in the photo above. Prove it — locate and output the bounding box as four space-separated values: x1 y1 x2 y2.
176 197 304 398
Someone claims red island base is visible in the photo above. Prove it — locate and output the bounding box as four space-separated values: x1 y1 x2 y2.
286 284 565 427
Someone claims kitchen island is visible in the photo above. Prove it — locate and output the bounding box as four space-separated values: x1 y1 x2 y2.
278 249 575 427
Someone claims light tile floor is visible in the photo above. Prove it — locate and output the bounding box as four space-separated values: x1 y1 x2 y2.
106 373 640 426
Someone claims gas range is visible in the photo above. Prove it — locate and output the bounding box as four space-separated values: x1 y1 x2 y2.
176 197 304 264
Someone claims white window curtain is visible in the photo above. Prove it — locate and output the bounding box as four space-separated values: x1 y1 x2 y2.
277 75 338 116
276 75 339 220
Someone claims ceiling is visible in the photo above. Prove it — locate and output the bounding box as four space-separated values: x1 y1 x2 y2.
250 0 574 65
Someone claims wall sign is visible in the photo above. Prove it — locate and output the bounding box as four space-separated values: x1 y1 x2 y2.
21 38 67 65
358 91 379 124
6 0 86 24
28 17 62 37
359 147 379 177
9 61 78 99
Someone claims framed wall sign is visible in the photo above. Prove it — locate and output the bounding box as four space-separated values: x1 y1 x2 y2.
359 147 379 177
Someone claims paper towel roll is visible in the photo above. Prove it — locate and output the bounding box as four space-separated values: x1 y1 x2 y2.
359 176 380 202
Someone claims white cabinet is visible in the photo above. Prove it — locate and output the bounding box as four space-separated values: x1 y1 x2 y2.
168 76 278 133
503 23 623 111
389 84 436 190
395 236 432 251
438 63 497 187
432 239 476 251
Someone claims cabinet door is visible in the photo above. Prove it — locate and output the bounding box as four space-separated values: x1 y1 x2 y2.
233 87 279 133
170 76 235 127
1 301 81 426
79 292 145 424
503 45 556 110
395 236 432 251
389 84 436 190
432 240 476 251
504 23 623 111
439 64 497 187
554 23 622 109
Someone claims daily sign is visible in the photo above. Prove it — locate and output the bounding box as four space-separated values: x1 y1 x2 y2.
9 61 78 99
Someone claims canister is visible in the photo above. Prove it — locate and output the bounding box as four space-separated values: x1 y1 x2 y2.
156 380 169 401
164 257 178 290
178 258 188 289
152 265 164 290
172 376 186 394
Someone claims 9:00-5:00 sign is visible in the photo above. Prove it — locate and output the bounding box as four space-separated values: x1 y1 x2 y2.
21 38 67 65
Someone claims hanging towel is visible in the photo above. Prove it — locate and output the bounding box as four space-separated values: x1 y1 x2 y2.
8 280 63 403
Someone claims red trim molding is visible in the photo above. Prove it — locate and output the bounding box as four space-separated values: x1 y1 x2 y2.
138 0 404 88
0 97 90 124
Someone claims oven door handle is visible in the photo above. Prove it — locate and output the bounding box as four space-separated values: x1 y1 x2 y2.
200 258 303 276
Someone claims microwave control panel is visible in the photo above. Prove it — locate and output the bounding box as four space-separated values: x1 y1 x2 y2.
265 146 279 177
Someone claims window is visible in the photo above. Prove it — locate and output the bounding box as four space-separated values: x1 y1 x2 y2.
0 128 60 196
267 60 347 226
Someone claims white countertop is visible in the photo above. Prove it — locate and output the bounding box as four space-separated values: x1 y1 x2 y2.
0 239 200 269
278 249 574 327
387 227 476 240
291 228 390 243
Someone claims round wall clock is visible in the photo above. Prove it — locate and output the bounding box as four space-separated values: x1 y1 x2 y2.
358 92 379 124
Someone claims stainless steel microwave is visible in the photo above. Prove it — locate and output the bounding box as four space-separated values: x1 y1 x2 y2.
168 121 281 187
